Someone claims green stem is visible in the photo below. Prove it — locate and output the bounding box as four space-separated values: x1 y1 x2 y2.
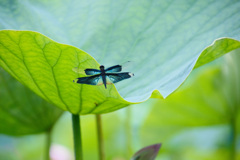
45 129 52 160
95 114 105 160
72 114 83 160
126 107 133 158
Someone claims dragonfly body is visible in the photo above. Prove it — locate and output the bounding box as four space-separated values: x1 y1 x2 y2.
100 65 107 88
73 64 134 89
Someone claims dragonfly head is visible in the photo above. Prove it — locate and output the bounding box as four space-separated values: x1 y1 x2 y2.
100 65 105 70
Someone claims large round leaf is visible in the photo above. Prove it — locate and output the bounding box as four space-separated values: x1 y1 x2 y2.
0 68 63 135
141 51 240 151
0 0 240 114
0 31 132 114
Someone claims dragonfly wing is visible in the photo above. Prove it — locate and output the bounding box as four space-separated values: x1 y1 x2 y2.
84 69 101 75
106 72 134 84
105 65 122 73
73 67 101 75
73 74 103 85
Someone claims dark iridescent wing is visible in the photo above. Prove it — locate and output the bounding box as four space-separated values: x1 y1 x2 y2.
105 65 122 73
72 67 101 75
84 69 101 75
73 74 103 85
106 72 134 84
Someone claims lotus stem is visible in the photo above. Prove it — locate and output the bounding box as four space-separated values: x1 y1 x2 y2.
45 129 52 160
96 114 105 160
126 107 133 158
72 114 83 160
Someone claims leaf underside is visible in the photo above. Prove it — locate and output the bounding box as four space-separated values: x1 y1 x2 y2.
0 68 63 135
141 51 240 143
0 30 132 114
0 0 240 114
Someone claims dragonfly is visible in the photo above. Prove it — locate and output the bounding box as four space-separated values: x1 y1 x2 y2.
73 64 134 89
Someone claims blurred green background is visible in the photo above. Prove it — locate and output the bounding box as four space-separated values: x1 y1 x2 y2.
0 51 239 160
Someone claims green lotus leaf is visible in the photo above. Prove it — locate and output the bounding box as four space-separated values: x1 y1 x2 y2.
0 68 63 135
0 30 132 114
0 0 240 114
141 51 240 146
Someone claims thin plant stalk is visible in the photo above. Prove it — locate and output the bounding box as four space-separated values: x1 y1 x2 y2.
45 128 52 160
126 107 133 158
72 114 83 160
95 114 105 160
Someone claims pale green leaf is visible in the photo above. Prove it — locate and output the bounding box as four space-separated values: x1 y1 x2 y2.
0 68 63 135
0 0 240 102
141 51 240 144
0 1 240 115
0 30 132 114
194 38 240 69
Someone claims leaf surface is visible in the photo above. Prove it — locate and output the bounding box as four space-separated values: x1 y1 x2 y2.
0 68 63 135
0 30 131 114
141 51 240 143
0 0 240 113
